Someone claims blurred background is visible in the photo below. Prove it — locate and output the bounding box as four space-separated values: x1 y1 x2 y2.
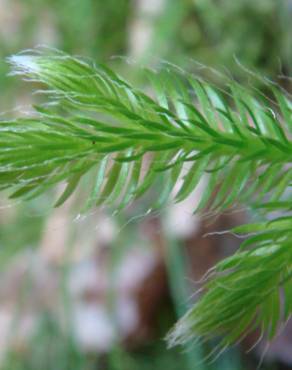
0 1 292 369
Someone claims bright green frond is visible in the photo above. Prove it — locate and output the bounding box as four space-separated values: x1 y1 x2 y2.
168 216 292 349
3 50 292 213
2 49 292 352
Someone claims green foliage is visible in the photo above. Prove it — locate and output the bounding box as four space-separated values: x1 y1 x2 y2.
190 0 291 76
50 0 131 58
2 49 292 353
146 0 292 80
2 313 93 370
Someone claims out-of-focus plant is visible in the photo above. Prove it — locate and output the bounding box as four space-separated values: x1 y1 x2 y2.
2 313 93 370
51 0 131 59
0 0 131 110
146 0 292 82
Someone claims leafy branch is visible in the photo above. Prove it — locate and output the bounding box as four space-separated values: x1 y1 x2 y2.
2 49 292 351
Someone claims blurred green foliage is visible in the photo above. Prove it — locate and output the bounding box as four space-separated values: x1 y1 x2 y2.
3 313 93 370
147 0 292 80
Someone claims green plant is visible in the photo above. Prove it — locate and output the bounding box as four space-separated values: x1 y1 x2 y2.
142 0 292 81
2 49 292 354
2 313 93 370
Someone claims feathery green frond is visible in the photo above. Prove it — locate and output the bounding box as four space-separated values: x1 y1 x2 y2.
168 216 292 350
3 50 292 212
2 49 292 352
